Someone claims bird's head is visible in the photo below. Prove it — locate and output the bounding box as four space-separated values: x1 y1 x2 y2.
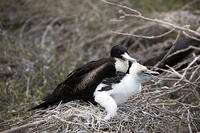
111 45 136 62
129 62 159 82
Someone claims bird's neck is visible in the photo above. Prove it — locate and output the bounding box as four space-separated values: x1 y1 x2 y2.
120 74 142 93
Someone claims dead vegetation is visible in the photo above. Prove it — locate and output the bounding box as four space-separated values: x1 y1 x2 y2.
0 0 200 132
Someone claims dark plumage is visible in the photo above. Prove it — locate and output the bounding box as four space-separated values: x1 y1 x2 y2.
102 72 126 85
29 45 135 110
143 38 200 72
98 72 126 92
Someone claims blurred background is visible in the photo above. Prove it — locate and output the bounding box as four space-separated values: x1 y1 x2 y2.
0 0 200 132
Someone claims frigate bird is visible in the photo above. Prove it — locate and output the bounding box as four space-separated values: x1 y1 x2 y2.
29 45 136 110
94 62 159 120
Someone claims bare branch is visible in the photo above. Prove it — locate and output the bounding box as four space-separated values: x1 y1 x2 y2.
153 31 181 69
102 0 200 38
101 0 142 15
4 120 46 133
187 110 192 133
111 28 175 39
182 55 200 78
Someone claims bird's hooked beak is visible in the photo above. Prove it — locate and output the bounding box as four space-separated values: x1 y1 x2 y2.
122 53 136 62
144 69 159 77
140 69 159 81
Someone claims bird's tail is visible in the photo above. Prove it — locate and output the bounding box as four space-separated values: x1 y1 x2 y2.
28 95 59 111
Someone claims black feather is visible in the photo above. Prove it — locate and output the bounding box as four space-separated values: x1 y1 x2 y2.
102 72 126 85
98 72 126 92
28 95 59 111
98 86 112 92
30 58 116 110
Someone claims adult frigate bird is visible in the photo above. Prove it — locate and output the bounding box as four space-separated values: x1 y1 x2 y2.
30 45 136 110
94 62 159 120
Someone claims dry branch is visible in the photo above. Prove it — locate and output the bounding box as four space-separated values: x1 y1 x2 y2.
111 28 175 39
153 31 181 69
3 120 46 133
102 0 200 39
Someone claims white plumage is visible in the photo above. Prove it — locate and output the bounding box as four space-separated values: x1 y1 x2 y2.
114 58 129 73
94 62 159 120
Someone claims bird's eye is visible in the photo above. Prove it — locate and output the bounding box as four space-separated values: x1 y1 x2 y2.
141 70 145 73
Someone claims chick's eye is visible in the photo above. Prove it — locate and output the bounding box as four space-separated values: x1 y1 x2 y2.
141 70 145 73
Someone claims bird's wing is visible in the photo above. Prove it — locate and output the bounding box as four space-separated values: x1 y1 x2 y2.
32 58 116 110
102 72 126 85
65 60 99 82
98 85 112 92
51 58 116 99
98 72 125 92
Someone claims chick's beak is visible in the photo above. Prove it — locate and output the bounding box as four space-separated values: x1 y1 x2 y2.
122 53 136 62
144 70 159 77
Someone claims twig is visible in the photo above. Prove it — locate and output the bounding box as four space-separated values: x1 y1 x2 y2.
166 45 200 60
183 31 200 41
41 17 60 49
101 0 142 15
20 15 40 39
111 28 175 39
125 14 200 37
136 110 165 120
3 120 46 133
101 0 200 38
26 75 31 97
187 110 192 133
165 65 183 79
150 86 185 100
182 55 200 78
189 66 200 81
153 31 181 69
